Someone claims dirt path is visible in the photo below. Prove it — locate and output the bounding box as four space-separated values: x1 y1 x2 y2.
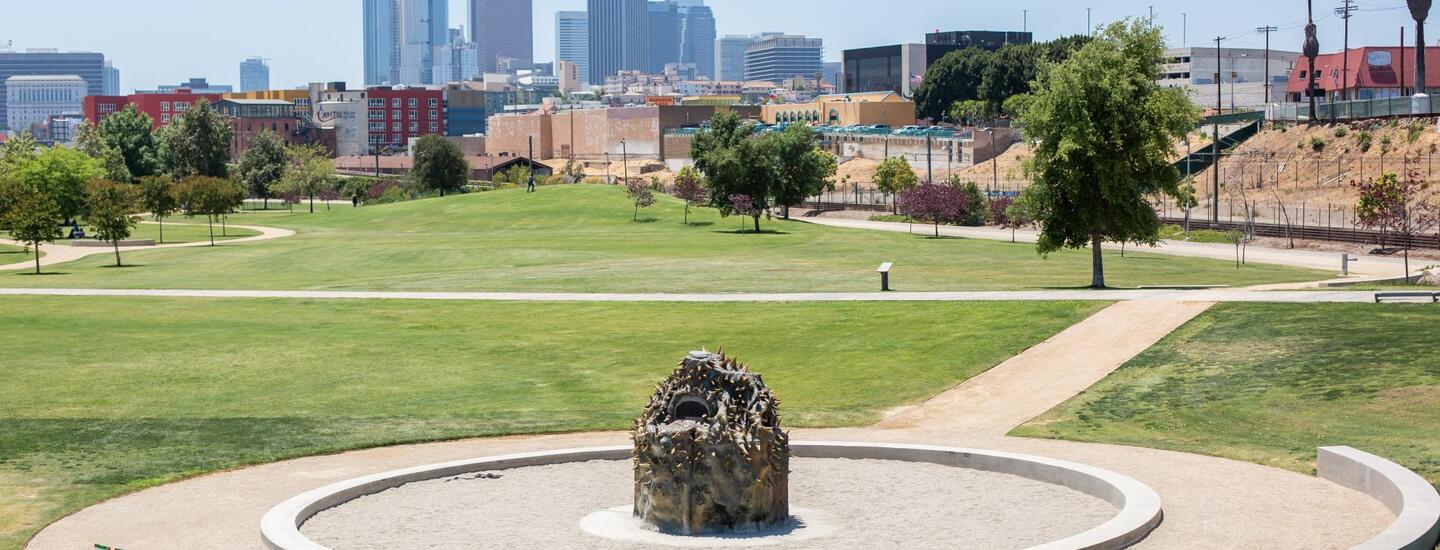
23 301 1394 550
0 221 294 272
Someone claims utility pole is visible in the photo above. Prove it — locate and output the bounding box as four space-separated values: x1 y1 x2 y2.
1023 10 1028 34
1148 5 1154 22
1402 26 1408 96
1087 8 1092 35
1257 26 1278 104
1336 0 1358 100
1214 36 1225 222
1305 0 1321 122
1183 13 1188 46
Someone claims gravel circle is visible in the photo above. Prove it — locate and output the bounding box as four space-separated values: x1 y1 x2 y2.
302 458 1115 549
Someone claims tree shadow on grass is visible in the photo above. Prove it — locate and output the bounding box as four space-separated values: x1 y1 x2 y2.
101 264 147 269
632 217 660 224
686 222 715 228
712 230 791 236
14 272 69 276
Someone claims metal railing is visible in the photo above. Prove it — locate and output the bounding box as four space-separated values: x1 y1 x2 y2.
1268 96 1439 122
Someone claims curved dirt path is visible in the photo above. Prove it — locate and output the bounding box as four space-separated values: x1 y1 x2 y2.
0 221 295 272
23 301 1394 550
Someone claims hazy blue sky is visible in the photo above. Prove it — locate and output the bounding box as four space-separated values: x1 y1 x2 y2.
0 0 1422 92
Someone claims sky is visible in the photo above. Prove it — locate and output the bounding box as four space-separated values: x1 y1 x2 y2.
0 0 1423 93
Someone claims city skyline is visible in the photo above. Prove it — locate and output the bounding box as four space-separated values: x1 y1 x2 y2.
0 0 1423 92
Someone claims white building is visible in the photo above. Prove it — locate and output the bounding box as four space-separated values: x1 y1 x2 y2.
1161 47 1300 109
5 75 87 134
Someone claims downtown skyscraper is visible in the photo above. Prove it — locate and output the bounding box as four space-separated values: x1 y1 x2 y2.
470 0 533 72
556 11 590 84
239 57 270 92
364 0 447 86
678 1 715 79
587 0 647 85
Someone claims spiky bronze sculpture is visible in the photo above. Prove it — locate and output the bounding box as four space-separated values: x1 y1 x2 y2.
633 351 789 535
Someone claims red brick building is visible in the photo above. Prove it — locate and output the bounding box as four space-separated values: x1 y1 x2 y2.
82 90 225 127
364 87 445 150
215 99 311 161
1287 46 1440 102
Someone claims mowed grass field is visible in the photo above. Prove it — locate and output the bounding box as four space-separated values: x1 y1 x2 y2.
49 219 262 246
1015 303 1440 486
0 296 1104 547
0 184 1325 292
0 244 38 268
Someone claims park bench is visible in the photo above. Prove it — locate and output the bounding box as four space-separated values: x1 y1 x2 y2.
1374 291 1440 303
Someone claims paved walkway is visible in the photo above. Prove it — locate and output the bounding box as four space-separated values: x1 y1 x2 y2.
24 300 1394 550
0 221 294 272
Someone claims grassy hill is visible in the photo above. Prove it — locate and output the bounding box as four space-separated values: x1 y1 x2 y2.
0 184 1324 292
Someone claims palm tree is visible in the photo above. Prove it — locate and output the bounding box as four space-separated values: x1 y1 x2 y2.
1410 0 1432 97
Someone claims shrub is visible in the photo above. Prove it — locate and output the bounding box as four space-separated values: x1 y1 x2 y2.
1334 127 1348 138
1311 137 1327 152
375 185 409 204
366 179 403 201
1355 130 1372 152
1408 123 1425 144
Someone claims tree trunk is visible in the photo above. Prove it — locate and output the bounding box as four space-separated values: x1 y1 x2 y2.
935 222 940 238
208 216 216 246
309 194 315 214
222 215 227 237
683 204 690 225
753 215 761 233
33 243 41 275
1090 233 1105 289
158 217 165 243
263 197 269 210
113 240 121 267
633 203 639 222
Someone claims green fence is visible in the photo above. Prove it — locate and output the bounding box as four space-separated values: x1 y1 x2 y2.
1269 96 1438 122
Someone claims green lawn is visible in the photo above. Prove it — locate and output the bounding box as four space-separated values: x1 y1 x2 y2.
55 219 261 246
0 296 1103 547
1015 303 1440 487
1158 224 1236 244
0 244 39 268
0 185 1325 292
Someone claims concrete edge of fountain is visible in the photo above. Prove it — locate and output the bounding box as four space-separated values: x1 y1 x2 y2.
259 442 1163 550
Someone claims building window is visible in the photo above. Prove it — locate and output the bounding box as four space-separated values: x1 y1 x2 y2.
392 110 401 119
428 122 438 132
368 98 385 107
428 109 438 119
162 114 171 123
392 122 401 131
407 98 418 108
428 98 439 108
369 122 386 131
409 122 419 132
369 110 385 119
391 98 401 107
162 101 171 111
408 110 418 119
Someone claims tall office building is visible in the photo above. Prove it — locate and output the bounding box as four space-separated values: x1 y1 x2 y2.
397 0 448 85
239 57 270 92
714 35 751 82
363 0 400 85
471 0 533 72
646 1 680 74
556 11 590 84
678 3 714 79
744 34 823 84
102 61 120 95
0 49 105 130
587 0 647 85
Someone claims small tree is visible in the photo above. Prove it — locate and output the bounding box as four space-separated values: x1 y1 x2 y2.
139 176 180 243
280 144 335 213
3 191 63 274
951 179 989 226
900 183 965 237
236 130 288 209
626 179 655 221
672 166 706 224
728 194 762 233
1003 192 1037 243
85 180 142 267
561 158 586 183
12 146 104 223
1355 160 1439 281
175 176 245 246
412 134 470 196
874 156 919 213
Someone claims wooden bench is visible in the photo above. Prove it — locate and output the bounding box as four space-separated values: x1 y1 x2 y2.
1374 291 1440 303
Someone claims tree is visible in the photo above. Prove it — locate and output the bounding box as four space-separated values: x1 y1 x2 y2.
1003 192 1038 243
85 180 142 267
175 176 244 246
899 183 966 237
913 48 993 121
952 179 989 226
693 112 773 233
279 144 335 213
139 176 180 243
74 121 134 182
1015 19 1200 288
625 179 655 221
561 158 586 183
94 105 161 179
728 194 763 233
949 99 991 127
1175 177 1199 239
161 99 231 178
766 124 837 219
12 146 104 223
493 164 531 186
236 130 288 209
913 36 1092 121
1355 160 1439 281
3 191 63 274
873 156 919 212
0 131 38 172
672 166 706 224
411 134 469 196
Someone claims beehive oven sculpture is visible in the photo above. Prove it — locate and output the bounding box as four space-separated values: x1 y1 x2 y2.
633 351 790 535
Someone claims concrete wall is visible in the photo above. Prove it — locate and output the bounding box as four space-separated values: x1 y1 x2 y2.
486 113 554 158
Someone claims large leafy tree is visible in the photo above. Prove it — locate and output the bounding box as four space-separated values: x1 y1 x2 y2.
236 130 288 209
914 36 1091 121
914 48 993 121
767 124 837 218
411 134 470 196
162 100 232 178
1016 19 1200 288
13 146 104 222
95 105 161 179
84 179 142 267
279 144 335 213
0 131 38 175
174 176 245 246
3 190 64 274
692 111 775 233
74 121 133 182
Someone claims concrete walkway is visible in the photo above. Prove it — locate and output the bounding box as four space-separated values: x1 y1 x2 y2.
0 221 294 272
24 300 1393 550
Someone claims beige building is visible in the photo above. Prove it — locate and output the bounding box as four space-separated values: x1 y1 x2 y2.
487 104 759 161
761 91 914 127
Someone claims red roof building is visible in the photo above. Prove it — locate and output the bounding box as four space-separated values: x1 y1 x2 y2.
83 90 225 128
1286 46 1440 102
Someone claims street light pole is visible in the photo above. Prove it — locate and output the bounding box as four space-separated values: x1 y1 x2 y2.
1214 36 1225 223
621 139 629 185
1257 26 1278 105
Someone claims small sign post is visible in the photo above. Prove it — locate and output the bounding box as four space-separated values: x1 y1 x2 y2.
877 262 894 292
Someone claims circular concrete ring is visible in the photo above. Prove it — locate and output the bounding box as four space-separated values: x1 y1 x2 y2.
260 442 1162 550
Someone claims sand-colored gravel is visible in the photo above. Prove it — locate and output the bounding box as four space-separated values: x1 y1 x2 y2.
301 458 1114 550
